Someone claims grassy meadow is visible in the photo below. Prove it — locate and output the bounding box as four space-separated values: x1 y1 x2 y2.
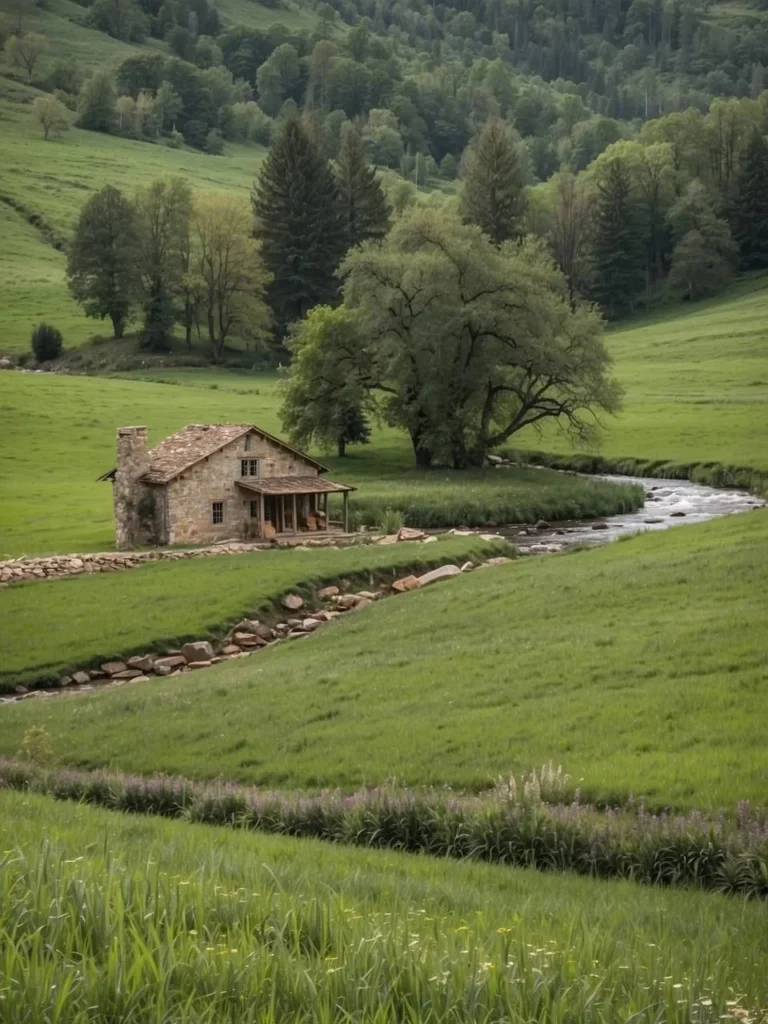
0 534 511 689
0 371 640 556
1 790 765 1023
517 276 768 471
2 511 765 810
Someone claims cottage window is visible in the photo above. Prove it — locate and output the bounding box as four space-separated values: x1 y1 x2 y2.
240 458 261 477
250 500 259 519
212 501 224 525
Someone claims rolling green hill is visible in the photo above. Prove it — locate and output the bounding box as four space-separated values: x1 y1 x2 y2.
2 511 765 810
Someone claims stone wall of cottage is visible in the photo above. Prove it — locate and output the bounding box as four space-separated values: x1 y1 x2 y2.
114 427 157 550
165 431 318 546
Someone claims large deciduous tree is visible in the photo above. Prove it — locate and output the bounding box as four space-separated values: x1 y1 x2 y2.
251 116 346 342
189 194 271 363
280 305 371 457
4 31 47 83
134 177 192 351
283 208 621 469
335 122 390 251
67 186 140 338
459 118 527 243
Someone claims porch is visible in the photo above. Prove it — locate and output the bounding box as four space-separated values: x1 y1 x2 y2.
236 475 355 540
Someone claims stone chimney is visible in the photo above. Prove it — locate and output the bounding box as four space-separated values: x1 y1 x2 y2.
114 426 149 550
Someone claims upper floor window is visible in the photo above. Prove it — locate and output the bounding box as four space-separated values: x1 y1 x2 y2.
212 501 224 525
240 459 261 477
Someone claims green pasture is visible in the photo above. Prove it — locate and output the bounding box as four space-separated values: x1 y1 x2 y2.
0 371 638 556
0 535 510 689
1 791 765 1023
2 512 765 809
517 276 768 471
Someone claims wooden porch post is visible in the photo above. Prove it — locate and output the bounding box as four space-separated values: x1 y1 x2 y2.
343 491 349 534
259 494 265 539
292 493 298 534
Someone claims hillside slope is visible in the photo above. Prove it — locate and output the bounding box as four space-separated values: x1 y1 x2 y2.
2 511 765 809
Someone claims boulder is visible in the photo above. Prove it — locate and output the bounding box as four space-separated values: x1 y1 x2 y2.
352 597 372 612
336 594 359 610
58 676 73 687
397 526 426 542
232 632 265 647
670 511 686 517
154 663 173 676
460 561 474 572
127 655 155 672
133 675 151 683
591 523 609 530
484 556 513 566
101 661 127 676
486 454 503 465
153 654 187 670
422 535 438 544
111 668 144 679
222 644 241 656
302 617 323 631
0 357 14 370
418 564 462 586
318 585 340 600
391 575 421 593
282 593 304 611
479 533 505 542
644 518 664 524
181 640 215 664
71 671 91 686
534 520 550 531
376 534 399 545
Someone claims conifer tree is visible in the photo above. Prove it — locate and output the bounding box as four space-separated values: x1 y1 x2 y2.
730 129 768 270
459 118 527 243
335 122 390 250
251 116 346 340
590 157 646 318
67 185 140 338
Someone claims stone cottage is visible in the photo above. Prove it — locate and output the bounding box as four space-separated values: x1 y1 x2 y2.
102 424 355 549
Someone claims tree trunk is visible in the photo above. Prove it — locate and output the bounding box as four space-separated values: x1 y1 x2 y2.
111 313 124 339
337 436 346 457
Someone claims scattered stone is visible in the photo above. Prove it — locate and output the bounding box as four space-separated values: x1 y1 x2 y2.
154 663 173 676
318 585 340 600
644 518 664 524
127 655 155 672
486 454 503 465
0 357 14 370
58 676 73 688
397 526 427 541
591 523 609 530
282 593 304 611
132 675 151 683
392 575 421 593
670 511 687 517
422 535 438 544
534 520 550 531
88 669 105 679
460 561 474 572
221 644 241 656
71 671 91 686
13 685 28 695
101 661 127 676
153 654 187 670
181 640 215 664
418 564 462 586
232 632 265 647
302 617 322 631
352 597 372 611
336 594 359 610
484 556 513 566
479 533 505 542
111 668 144 679
287 630 310 640
356 590 379 600
376 534 399 545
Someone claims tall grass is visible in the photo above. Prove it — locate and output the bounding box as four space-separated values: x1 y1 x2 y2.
2 760 766 898
1 790 766 1024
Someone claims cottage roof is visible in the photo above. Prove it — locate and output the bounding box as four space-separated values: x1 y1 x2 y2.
135 424 328 485
236 476 355 496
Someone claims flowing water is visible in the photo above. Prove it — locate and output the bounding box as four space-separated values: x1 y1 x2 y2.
471 475 765 554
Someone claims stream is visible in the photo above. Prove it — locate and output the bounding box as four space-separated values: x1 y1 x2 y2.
476 475 765 553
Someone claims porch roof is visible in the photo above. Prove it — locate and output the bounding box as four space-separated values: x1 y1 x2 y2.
236 476 355 496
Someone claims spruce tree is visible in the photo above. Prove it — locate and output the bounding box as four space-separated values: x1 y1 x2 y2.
590 157 646 318
67 185 140 338
335 122 390 250
730 129 768 270
459 118 527 243
251 116 346 340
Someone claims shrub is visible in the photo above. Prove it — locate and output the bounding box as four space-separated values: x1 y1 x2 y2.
30 323 63 362
167 128 184 149
379 507 404 534
204 128 224 155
